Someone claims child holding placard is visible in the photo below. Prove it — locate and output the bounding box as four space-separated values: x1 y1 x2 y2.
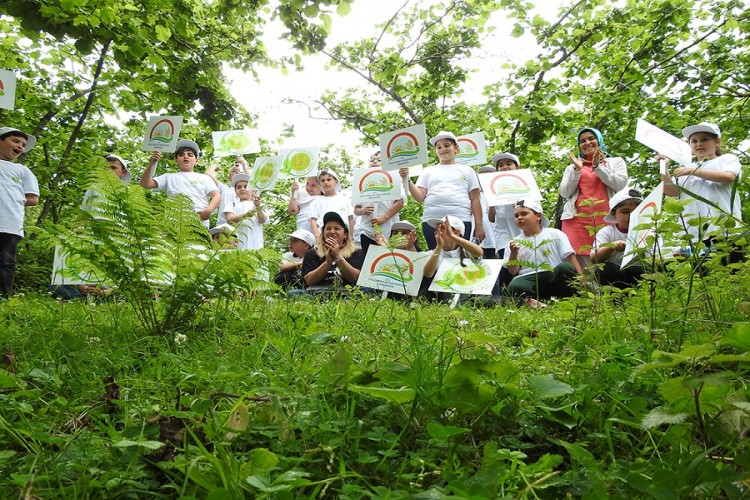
487 152 522 258
0 126 39 295
590 188 644 288
400 131 484 249
659 122 742 252
356 151 405 254
288 176 321 232
223 174 267 250
140 139 221 229
206 155 249 226
504 200 582 306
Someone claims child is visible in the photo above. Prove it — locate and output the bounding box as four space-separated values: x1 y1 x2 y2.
309 168 354 242
504 200 582 305
423 216 483 279
222 173 267 250
81 153 132 213
659 122 742 248
209 224 239 249
590 188 644 288
206 155 249 226
288 176 321 232
374 220 422 252
274 228 316 289
400 131 484 249
0 126 39 295
140 139 221 228
476 165 497 259
355 151 405 254
487 152 522 258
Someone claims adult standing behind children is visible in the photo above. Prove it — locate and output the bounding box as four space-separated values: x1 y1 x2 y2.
659 122 742 249
400 131 484 249
355 151 405 255
0 127 39 296
288 176 321 233
309 168 354 242
140 139 221 228
558 128 628 269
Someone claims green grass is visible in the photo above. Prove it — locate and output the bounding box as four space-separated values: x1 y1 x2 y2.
1 259 749 498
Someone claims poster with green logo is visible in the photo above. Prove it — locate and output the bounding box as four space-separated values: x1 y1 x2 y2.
428 258 502 295
211 129 261 157
141 115 184 152
249 155 282 192
0 69 17 110
278 147 319 178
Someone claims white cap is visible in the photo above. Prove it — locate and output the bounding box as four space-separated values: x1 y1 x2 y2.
604 188 643 224
391 221 416 232
317 168 339 182
427 216 465 234
513 200 550 228
477 165 495 174
682 122 720 140
490 152 520 167
175 139 201 158
0 127 36 152
288 228 316 246
209 223 235 236
231 173 251 188
429 131 458 146
104 154 132 183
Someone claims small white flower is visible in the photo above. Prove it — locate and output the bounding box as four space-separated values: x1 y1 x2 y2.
458 319 469 327
88 337 101 344
174 334 187 345
340 335 350 342
265 296 274 302
409 303 418 309
369 297 376 302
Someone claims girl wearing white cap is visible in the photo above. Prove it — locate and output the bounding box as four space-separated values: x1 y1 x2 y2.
504 200 582 305
400 131 484 249
659 122 742 248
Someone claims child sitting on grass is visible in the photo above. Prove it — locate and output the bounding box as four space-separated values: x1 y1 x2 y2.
503 200 582 307
590 188 644 289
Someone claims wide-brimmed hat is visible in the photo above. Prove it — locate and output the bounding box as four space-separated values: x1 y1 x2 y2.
0 127 36 152
682 122 721 140
490 152 520 168
604 188 643 224
429 131 458 146
513 200 550 228
323 211 349 231
391 221 416 232
104 153 132 183
427 215 465 234
288 228 316 246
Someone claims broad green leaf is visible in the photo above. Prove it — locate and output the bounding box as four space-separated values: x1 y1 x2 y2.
348 385 415 404
718 323 750 353
528 375 574 399
641 407 690 429
425 421 468 441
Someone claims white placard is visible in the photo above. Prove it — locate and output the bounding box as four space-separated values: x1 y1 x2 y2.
51 245 108 286
141 116 184 152
249 155 283 192
380 124 429 171
479 169 543 206
0 69 17 110
428 258 503 295
357 246 428 296
635 118 693 167
351 168 403 204
211 129 261 157
278 147 319 178
621 182 664 269
455 132 487 167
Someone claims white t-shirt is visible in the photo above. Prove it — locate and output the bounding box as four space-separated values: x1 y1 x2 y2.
294 189 318 232
415 163 480 222
591 224 628 266
0 159 39 237
152 171 217 213
224 200 265 250
357 195 407 240
215 182 236 226
310 192 354 229
492 203 519 252
672 154 742 242
282 251 304 266
504 228 574 277
477 192 496 249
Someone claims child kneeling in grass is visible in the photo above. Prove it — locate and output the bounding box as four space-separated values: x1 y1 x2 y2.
590 187 644 289
503 200 582 306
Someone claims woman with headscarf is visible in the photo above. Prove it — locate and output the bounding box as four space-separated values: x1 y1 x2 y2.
558 127 628 269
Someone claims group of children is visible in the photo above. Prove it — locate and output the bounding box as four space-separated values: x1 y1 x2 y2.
1 120 742 305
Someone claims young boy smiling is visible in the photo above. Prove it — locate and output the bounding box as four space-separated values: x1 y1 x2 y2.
0 127 39 295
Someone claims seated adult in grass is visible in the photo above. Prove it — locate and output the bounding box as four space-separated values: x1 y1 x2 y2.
590 188 644 289
503 200 583 306
301 212 364 292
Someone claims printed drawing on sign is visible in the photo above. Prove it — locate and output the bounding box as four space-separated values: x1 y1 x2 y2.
621 182 663 269
279 147 318 178
490 173 532 197
479 169 542 205
370 252 415 284
387 132 421 160
149 119 175 143
428 258 503 295
456 137 479 159
357 246 427 295
359 170 395 194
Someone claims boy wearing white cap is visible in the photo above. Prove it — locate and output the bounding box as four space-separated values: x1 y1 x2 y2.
0 126 39 295
399 131 484 249
222 173 266 250
274 228 316 289
659 122 742 246
309 168 354 242
140 139 221 228
590 188 644 288
504 200 582 304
